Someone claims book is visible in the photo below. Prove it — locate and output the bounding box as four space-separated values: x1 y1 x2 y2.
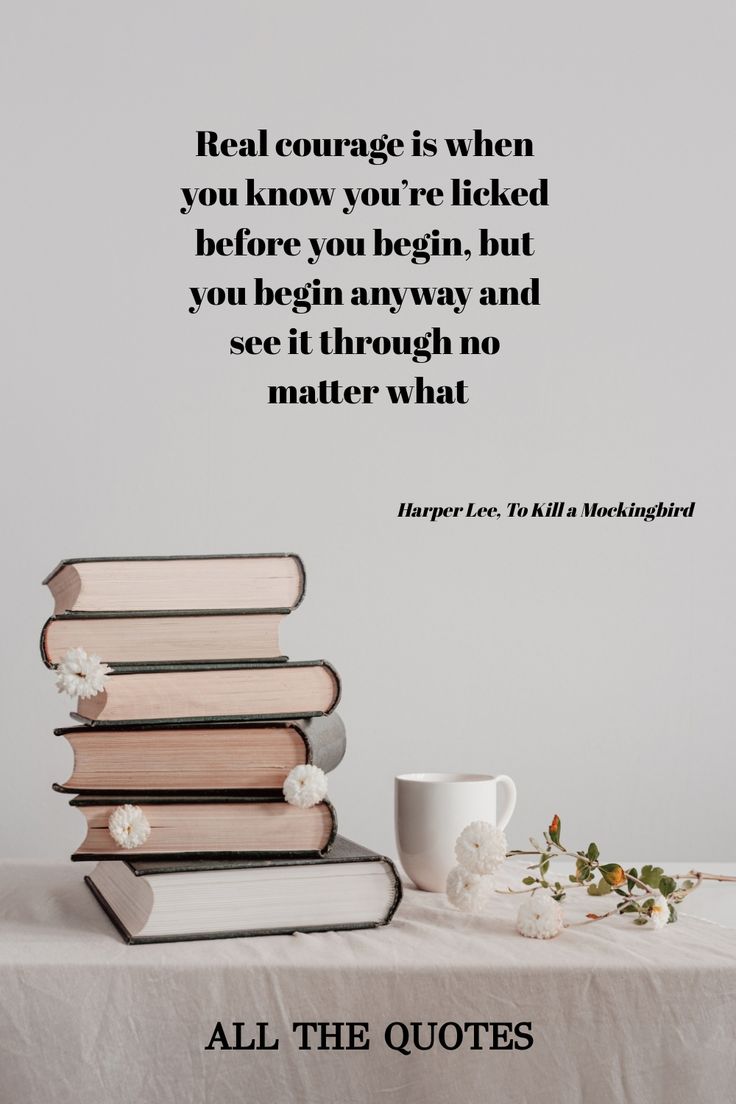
41 609 289 666
52 714 346 793
44 554 305 614
71 659 341 724
85 836 403 943
69 793 337 860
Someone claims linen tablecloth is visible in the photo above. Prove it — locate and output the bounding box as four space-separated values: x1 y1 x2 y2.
1 860 735 1104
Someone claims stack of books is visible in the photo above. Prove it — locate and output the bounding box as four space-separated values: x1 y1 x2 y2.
42 554 401 943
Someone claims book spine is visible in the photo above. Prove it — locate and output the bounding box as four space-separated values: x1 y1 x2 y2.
305 713 347 773
382 857 404 925
39 619 52 668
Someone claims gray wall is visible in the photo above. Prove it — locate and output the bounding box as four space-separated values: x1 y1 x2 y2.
2 1 734 862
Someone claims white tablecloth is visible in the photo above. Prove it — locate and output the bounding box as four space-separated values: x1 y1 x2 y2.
1 860 735 1104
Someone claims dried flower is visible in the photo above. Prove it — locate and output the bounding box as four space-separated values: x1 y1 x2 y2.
446 865 493 913
282 764 328 808
55 647 111 700
454 820 507 875
516 894 564 939
646 892 670 930
108 804 151 850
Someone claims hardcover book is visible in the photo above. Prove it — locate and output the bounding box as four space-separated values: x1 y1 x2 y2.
53 714 346 793
69 793 337 860
44 553 305 614
41 609 289 666
71 659 341 724
85 836 403 943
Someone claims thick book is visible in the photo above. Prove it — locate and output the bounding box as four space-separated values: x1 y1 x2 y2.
85 836 403 944
44 554 305 614
41 609 290 666
69 793 337 860
53 714 346 794
71 659 341 724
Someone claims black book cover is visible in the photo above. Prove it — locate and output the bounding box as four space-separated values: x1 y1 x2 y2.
43 552 306 603
70 658 342 725
52 713 347 794
85 835 403 944
69 793 338 861
40 608 291 668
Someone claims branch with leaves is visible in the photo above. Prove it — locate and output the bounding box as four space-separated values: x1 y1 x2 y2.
446 814 735 938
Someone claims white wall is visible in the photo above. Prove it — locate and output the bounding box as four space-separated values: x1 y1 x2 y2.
2 1 734 863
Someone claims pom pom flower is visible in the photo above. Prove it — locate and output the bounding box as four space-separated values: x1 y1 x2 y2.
55 647 111 700
282 764 328 808
446 865 493 913
646 892 670 930
454 820 507 875
108 804 151 850
516 894 564 939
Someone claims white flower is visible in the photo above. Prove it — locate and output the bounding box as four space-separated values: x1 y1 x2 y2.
446 865 493 913
516 894 564 939
282 764 328 808
647 892 670 930
108 804 151 850
55 647 111 700
455 820 507 875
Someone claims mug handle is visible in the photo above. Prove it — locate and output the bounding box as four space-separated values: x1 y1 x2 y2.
494 775 517 829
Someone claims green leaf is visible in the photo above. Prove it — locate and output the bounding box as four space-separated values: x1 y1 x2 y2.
522 876 536 885
540 856 550 876
626 868 638 892
668 904 678 924
659 876 676 898
587 842 599 862
640 865 664 889
568 874 578 883
619 903 637 914
633 916 648 925
573 856 600 883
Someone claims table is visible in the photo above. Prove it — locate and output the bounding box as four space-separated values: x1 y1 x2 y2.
1 860 735 1104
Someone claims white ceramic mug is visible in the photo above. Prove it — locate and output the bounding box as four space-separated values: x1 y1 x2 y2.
395 772 517 892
